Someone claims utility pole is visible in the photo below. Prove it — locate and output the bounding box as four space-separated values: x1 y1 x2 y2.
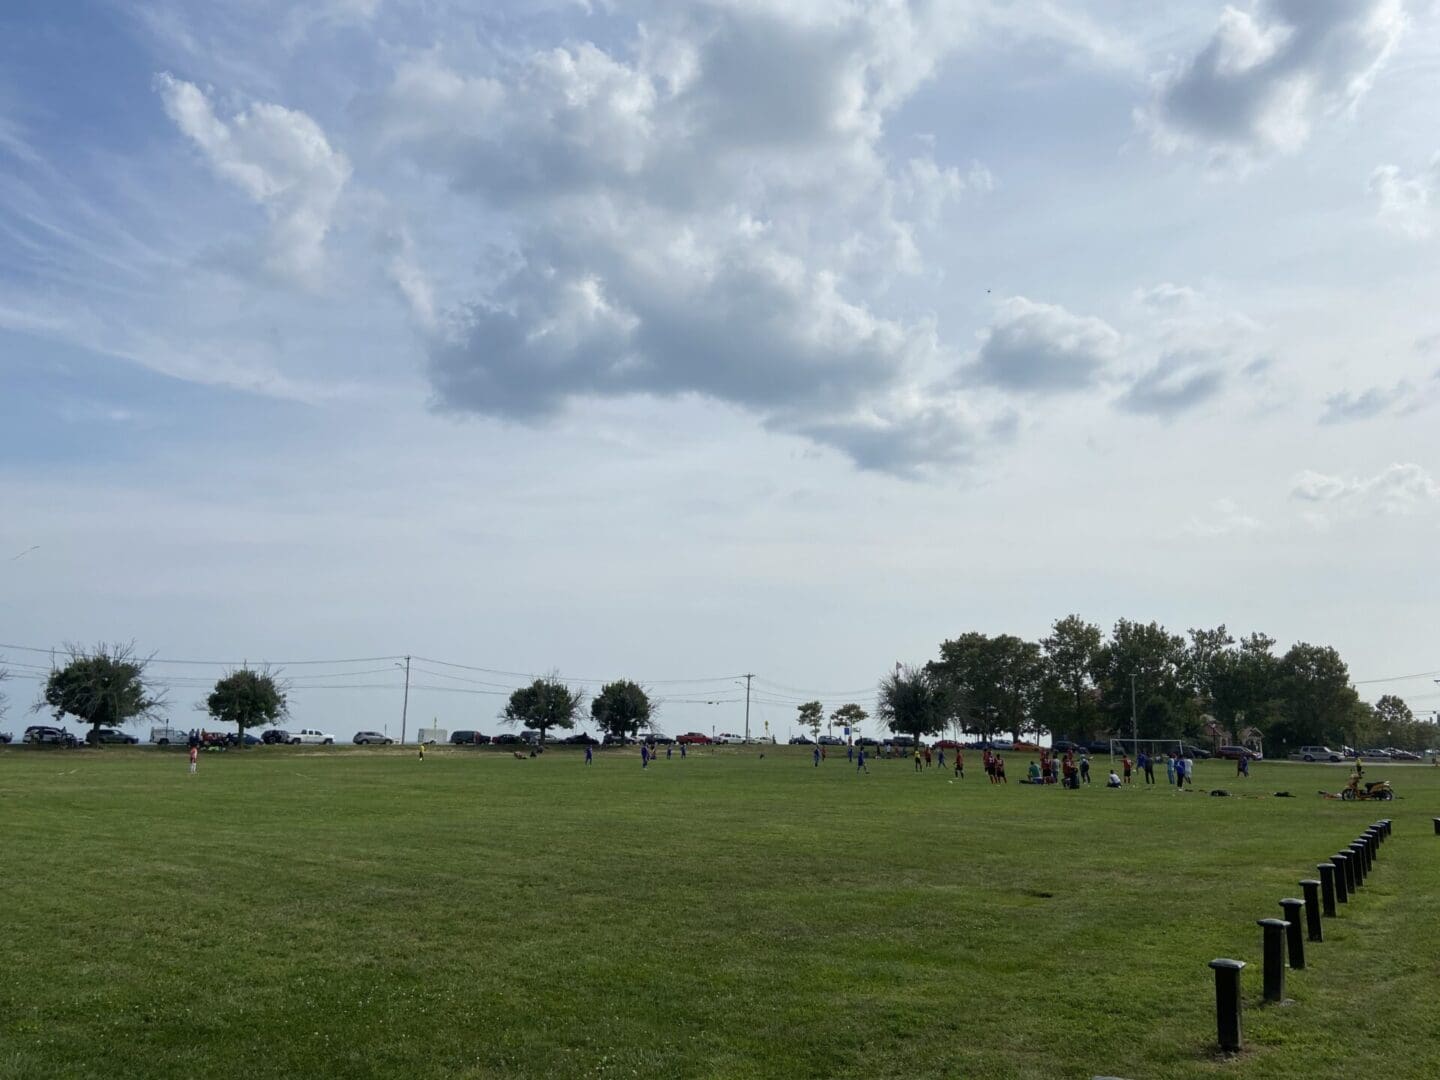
401 655 411 745
743 673 754 743
1130 673 1138 761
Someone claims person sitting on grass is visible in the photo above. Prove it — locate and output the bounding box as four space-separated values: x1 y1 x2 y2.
1107 769 1122 788
1027 759 1041 783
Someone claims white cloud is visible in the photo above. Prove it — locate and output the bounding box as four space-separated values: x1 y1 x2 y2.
1370 158 1439 238
155 73 351 286
1291 463 1440 515
1182 497 1264 537
1139 0 1407 169
971 296 1121 394
376 3 1009 473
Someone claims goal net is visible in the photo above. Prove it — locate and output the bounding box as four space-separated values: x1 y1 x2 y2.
1107 738 1194 761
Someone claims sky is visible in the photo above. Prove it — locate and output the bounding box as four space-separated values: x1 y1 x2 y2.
2 0 1439 742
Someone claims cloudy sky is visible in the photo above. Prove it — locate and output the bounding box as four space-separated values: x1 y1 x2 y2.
3 0 1438 740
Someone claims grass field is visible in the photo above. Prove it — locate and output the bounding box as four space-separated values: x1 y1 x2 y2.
2 746 1437 1079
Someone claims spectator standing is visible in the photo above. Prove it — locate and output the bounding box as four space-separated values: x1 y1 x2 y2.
1182 755 1194 788
1122 755 1133 785
1165 753 1177 786
1080 754 1091 785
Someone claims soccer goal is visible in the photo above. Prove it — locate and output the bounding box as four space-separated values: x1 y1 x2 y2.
1107 737 1193 761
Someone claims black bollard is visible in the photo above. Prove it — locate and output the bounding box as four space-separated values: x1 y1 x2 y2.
1279 899 1306 968
1300 880 1323 940
1332 853 1350 902
1349 842 1367 884
1364 829 1379 864
1337 850 1356 895
1358 837 1374 873
1209 958 1246 1051
1317 864 1338 916
1382 819 1392 837
1258 918 1289 1002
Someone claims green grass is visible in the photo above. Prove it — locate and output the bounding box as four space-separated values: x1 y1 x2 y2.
1 746 1437 1079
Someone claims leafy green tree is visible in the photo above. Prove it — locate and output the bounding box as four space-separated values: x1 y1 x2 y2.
39 643 165 745
206 668 287 746
590 680 652 741
1041 615 1102 740
1184 625 1235 707
1272 643 1358 751
1209 632 1282 734
1091 620 1189 739
878 665 951 745
929 633 1045 742
796 700 823 741
830 702 867 740
505 677 583 744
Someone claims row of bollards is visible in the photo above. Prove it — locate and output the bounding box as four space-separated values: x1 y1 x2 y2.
1209 819 1391 1052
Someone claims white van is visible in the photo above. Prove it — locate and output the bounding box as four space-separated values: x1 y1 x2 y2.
150 725 188 746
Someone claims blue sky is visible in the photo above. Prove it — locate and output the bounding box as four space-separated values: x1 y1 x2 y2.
3 0 1439 740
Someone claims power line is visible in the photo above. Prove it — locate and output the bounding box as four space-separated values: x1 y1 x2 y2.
1354 668 1440 686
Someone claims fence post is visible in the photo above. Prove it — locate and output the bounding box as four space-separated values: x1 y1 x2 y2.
1258 918 1289 1003
1334 851 1355 897
1332 853 1351 902
1209 959 1246 1051
1299 880 1323 941
1279 899 1306 969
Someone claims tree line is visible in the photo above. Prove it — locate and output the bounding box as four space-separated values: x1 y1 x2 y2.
875 616 1434 755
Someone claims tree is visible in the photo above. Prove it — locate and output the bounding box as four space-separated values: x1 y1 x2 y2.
1272 643 1358 751
1209 632 1282 735
206 668 287 746
1091 620 1189 739
40 643 165 745
1041 615 1103 740
1184 625 1235 707
877 665 951 745
928 633 1045 742
504 677 583 744
796 700 823 741
830 702 868 740
590 680 652 741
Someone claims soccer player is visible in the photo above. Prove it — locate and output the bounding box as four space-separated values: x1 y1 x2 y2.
641 744 649 769
1181 754 1195 788
913 748 922 773
188 743 198 775
1080 754 1090 785
1166 753 1177 785
1121 755 1132 785
813 745 821 768
585 744 593 766
953 749 964 779
856 747 868 774
994 754 1007 783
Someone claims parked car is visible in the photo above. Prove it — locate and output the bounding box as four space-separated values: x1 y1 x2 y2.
1385 748 1421 761
855 736 880 747
223 732 264 747
448 730 480 745
1360 747 1392 759
0 732 11 744
788 735 814 745
1291 745 1344 763
817 734 845 746
262 729 291 745
714 732 745 745
1086 740 1113 755
23 725 78 746
1176 743 1212 760
354 731 394 745
601 733 635 746
561 732 599 746
646 733 675 744
289 728 334 745
1050 740 1083 755
932 739 962 750
88 727 138 745
149 725 188 746
676 732 712 745
1216 745 1262 760
492 733 524 745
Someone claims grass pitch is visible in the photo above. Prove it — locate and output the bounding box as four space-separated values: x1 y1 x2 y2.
1 746 1437 1079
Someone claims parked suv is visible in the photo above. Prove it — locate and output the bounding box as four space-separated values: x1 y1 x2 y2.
1216 745 1262 760
353 731 393 745
262 729 291 745
817 735 845 746
23 725 78 746
449 730 483 746
1291 745 1343 762
289 728 334 745
88 727 138 745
